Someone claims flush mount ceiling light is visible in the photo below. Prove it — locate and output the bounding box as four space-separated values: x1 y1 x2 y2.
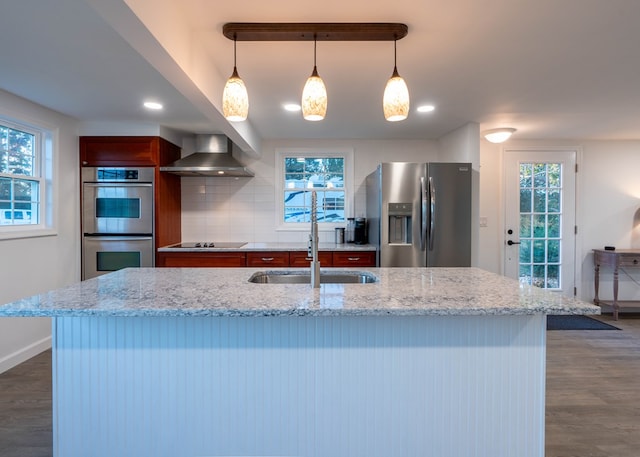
301 37 327 121
483 127 517 143
222 23 408 122
222 35 249 122
383 37 410 122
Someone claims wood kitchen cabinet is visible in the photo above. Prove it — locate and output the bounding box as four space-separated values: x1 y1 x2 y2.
246 251 290 267
80 136 178 167
80 136 182 259
332 251 376 267
156 252 247 267
289 251 333 267
157 249 375 268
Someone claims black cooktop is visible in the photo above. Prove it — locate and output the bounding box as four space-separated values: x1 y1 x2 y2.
174 242 247 248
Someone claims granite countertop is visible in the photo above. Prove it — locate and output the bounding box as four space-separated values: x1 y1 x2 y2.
158 242 376 252
0 267 599 318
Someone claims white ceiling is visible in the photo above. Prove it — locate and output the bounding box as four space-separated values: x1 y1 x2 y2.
2 0 640 151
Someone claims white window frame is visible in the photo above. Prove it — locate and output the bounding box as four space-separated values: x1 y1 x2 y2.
0 115 55 240
276 148 354 232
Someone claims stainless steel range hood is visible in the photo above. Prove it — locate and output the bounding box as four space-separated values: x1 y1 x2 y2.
160 134 254 177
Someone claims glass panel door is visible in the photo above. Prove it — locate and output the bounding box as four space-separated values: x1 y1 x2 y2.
518 162 562 289
504 150 576 296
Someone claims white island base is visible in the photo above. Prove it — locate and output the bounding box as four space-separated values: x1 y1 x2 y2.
53 313 546 457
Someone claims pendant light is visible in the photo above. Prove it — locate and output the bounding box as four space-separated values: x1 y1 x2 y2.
383 37 410 122
301 36 327 121
222 36 249 122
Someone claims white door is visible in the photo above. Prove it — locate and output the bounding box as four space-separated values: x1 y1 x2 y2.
504 149 577 296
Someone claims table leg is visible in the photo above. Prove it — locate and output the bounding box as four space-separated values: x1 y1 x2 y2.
613 267 619 321
594 263 600 304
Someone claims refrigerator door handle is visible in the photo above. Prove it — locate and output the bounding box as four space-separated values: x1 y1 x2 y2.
429 176 435 251
420 176 427 251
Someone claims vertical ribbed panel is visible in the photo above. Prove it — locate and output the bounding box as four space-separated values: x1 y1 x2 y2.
52 314 546 457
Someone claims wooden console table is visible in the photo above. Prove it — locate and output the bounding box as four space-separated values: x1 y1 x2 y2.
593 249 640 320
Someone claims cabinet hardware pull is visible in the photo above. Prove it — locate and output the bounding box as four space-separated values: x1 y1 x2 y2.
261 257 274 261
348 257 360 261
305 257 313 261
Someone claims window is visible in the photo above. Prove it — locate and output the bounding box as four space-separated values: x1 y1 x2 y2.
0 117 52 235
517 162 562 289
277 149 353 229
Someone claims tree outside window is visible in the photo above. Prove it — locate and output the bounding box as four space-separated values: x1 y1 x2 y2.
283 156 346 224
0 124 41 226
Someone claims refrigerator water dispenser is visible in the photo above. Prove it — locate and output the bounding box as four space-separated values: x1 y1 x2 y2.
388 203 412 244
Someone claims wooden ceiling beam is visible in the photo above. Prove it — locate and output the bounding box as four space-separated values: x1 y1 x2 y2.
222 23 408 41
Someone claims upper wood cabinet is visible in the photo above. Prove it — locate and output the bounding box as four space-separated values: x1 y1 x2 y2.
80 136 180 167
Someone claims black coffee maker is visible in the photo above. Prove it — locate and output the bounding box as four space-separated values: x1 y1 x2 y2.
354 217 367 244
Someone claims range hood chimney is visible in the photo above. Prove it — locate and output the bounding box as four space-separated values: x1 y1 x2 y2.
160 134 254 177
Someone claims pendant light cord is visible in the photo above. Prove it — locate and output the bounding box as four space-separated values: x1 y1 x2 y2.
393 35 398 71
391 35 400 77
233 34 238 69
313 34 317 68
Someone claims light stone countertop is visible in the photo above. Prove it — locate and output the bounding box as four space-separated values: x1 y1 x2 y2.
0 267 600 317
158 242 376 252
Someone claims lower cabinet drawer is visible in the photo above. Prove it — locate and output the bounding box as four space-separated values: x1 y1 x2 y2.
246 251 290 267
332 251 376 267
289 251 333 267
157 252 246 267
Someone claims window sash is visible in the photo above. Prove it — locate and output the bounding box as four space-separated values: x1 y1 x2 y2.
0 118 47 231
276 149 354 230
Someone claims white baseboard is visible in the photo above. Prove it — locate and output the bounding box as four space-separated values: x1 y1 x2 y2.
0 336 52 374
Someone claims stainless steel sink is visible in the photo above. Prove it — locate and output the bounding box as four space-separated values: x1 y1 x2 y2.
248 271 378 284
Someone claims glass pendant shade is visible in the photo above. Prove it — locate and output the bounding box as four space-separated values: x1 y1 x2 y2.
223 66 249 122
383 67 410 121
301 66 327 121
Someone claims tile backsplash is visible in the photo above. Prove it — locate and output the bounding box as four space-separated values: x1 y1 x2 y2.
180 139 439 244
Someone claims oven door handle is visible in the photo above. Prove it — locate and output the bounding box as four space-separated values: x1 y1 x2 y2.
82 235 153 240
83 182 153 188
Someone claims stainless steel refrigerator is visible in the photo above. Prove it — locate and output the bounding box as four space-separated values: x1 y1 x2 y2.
366 162 472 267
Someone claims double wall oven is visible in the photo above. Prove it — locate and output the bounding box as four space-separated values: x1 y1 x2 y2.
81 167 155 280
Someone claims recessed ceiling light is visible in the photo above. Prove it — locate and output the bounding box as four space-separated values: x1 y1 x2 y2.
143 101 163 110
283 103 301 112
417 105 435 113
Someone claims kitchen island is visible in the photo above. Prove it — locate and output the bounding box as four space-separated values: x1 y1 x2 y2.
0 267 598 457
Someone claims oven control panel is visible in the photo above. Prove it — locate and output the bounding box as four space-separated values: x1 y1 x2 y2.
82 167 155 183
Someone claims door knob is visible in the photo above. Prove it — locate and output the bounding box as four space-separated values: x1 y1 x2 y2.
507 240 521 246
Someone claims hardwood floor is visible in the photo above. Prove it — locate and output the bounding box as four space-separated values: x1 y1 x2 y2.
0 350 51 457
1 314 639 457
545 314 640 457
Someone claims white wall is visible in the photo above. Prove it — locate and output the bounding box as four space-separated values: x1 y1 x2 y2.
438 123 481 266
478 138 640 303
0 90 80 373
579 140 640 303
478 140 503 274
181 138 440 244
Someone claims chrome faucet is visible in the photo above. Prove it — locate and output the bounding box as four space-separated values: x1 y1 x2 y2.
308 191 321 288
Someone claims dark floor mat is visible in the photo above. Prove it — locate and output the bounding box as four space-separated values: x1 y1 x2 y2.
547 315 620 330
